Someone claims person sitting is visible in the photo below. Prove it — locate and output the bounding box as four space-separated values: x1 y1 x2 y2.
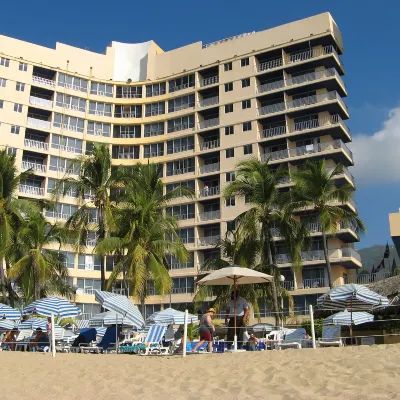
30 328 49 352
247 334 259 351
2 329 18 351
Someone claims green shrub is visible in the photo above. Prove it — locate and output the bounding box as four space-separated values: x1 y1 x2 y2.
301 318 324 338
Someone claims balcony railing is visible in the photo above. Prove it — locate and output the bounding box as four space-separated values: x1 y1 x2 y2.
170 83 194 93
201 76 219 87
168 263 194 270
168 123 194 133
27 117 51 130
277 248 361 265
258 79 285 94
169 103 194 113
198 235 220 246
199 186 220 197
286 68 337 87
199 118 219 129
263 149 289 161
301 277 328 289
29 96 53 108
199 163 220 174
169 168 195 176
199 96 219 107
257 57 283 72
262 125 287 139
24 139 49 151
345 271 391 285
32 75 55 88
86 239 97 247
172 287 195 294
112 288 127 295
19 185 44 196
200 139 220 151
199 210 221 221
21 161 46 173
287 45 342 65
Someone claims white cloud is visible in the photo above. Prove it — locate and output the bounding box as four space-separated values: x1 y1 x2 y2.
350 106 400 185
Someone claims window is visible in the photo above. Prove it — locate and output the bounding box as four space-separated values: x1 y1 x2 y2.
242 99 251 109
225 126 234 136
47 178 77 197
88 101 112 117
49 156 80 175
144 122 164 137
241 57 250 67
243 121 252 132
90 81 113 97
45 203 78 220
112 145 139 159
116 85 142 98
16 82 25 92
225 104 233 113
226 197 236 207
144 143 164 158
0 58 10 67
243 144 253 155
53 113 85 133
0 78 6 87
58 73 88 93
145 101 165 117
172 277 195 294
227 220 235 231
224 82 233 92
55 93 86 112
0 100 3 109
166 158 195 176
19 62 28 72
167 136 194 154
226 172 235 182
78 254 101 271
60 252 75 268
51 134 83 154
11 125 20 135
115 105 142 118
224 62 232 71
168 94 195 112
242 78 250 88
113 125 141 139
77 278 101 294
166 204 195 220
169 74 195 93
175 228 195 244
13 103 23 113
166 180 195 194
87 121 111 137
226 148 234 158
167 115 195 133
6 147 17 156
146 82 166 97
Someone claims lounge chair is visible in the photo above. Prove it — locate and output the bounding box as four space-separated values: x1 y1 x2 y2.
80 326 122 354
265 329 287 350
278 328 306 349
318 325 343 347
15 330 34 351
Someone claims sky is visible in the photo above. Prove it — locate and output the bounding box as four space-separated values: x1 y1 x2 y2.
1 0 400 249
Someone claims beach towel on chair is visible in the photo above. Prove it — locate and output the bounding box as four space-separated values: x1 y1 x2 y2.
98 326 121 350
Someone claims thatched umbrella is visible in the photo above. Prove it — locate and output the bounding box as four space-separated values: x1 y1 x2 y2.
368 275 400 307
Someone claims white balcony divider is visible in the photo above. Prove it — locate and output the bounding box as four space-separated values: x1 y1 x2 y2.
199 118 219 129
201 76 219 87
199 162 220 174
200 139 220 151
199 96 219 107
199 210 221 221
32 75 55 87
29 96 53 108
27 117 51 130
24 139 48 151
199 186 220 197
19 185 44 196
21 161 46 173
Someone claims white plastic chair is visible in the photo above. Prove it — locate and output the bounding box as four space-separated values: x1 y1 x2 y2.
318 325 343 347
15 330 34 351
278 328 306 349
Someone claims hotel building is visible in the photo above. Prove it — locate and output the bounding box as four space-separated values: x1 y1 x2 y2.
0 12 361 320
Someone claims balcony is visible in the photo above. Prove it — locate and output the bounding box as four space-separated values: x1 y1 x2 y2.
199 210 221 221
199 163 220 174
168 123 194 133
172 287 195 294
19 185 44 196
287 45 342 68
21 161 46 173
170 83 194 93
27 117 51 130
169 168 195 176
345 271 391 286
24 139 49 151
199 186 220 197
199 118 219 129
276 248 361 265
199 96 219 108
201 76 219 87
257 57 283 72
32 75 55 88
29 96 53 109
200 139 220 151
262 125 287 139
198 235 220 246
86 239 97 247
168 262 194 270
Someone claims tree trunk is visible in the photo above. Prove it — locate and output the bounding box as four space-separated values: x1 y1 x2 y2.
322 231 333 289
0 258 8 305
98 207 106 291
5 261 16 307
33 261 40 300
140 294 146 320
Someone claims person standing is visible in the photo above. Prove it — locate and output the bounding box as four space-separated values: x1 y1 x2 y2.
225 290 249 349
192 308 216 353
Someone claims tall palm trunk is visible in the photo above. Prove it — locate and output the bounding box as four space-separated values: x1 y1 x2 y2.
98 207 106 291
33 261 40 300
140 294 146 320
0 259 8 304
322 231 333 289
6 261 15 307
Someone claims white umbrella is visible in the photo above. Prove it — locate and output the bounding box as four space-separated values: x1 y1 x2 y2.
197 265 273 351
146 307 198 325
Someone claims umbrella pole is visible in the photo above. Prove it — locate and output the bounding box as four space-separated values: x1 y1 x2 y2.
51 313 56 358
234 278 237 351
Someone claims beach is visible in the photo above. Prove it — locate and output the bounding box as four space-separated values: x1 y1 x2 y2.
0 345 399 400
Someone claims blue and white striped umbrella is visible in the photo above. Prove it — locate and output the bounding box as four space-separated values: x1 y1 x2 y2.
0 320 17 330
89 311 126 327
94 291 144 329
324 310 374 326
317 284 389 311
0 304 21 320
23 297 81 319
18 318 61 331
146 307 198 325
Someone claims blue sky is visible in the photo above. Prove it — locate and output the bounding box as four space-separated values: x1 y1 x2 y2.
2 0 400 249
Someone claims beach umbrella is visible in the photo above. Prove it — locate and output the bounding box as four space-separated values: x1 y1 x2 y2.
0 320 17 330
146 307 198 325
94 291 144 329
324 310 374 326
0 304 21 320
23 297 81 319
18 317 61 331
317 284 389 311
197 265 273 351
89 311 126 327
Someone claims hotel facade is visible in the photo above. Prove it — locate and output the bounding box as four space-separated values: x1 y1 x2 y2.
0 12 361 320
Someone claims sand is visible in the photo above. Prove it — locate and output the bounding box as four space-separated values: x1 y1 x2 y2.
1 345 399 400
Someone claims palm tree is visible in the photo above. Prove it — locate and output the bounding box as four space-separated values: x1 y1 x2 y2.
224 158 309 326
0 149 38 305
97 163 191 317
7 212 71 301
54 143 123 291
290 160 365 288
